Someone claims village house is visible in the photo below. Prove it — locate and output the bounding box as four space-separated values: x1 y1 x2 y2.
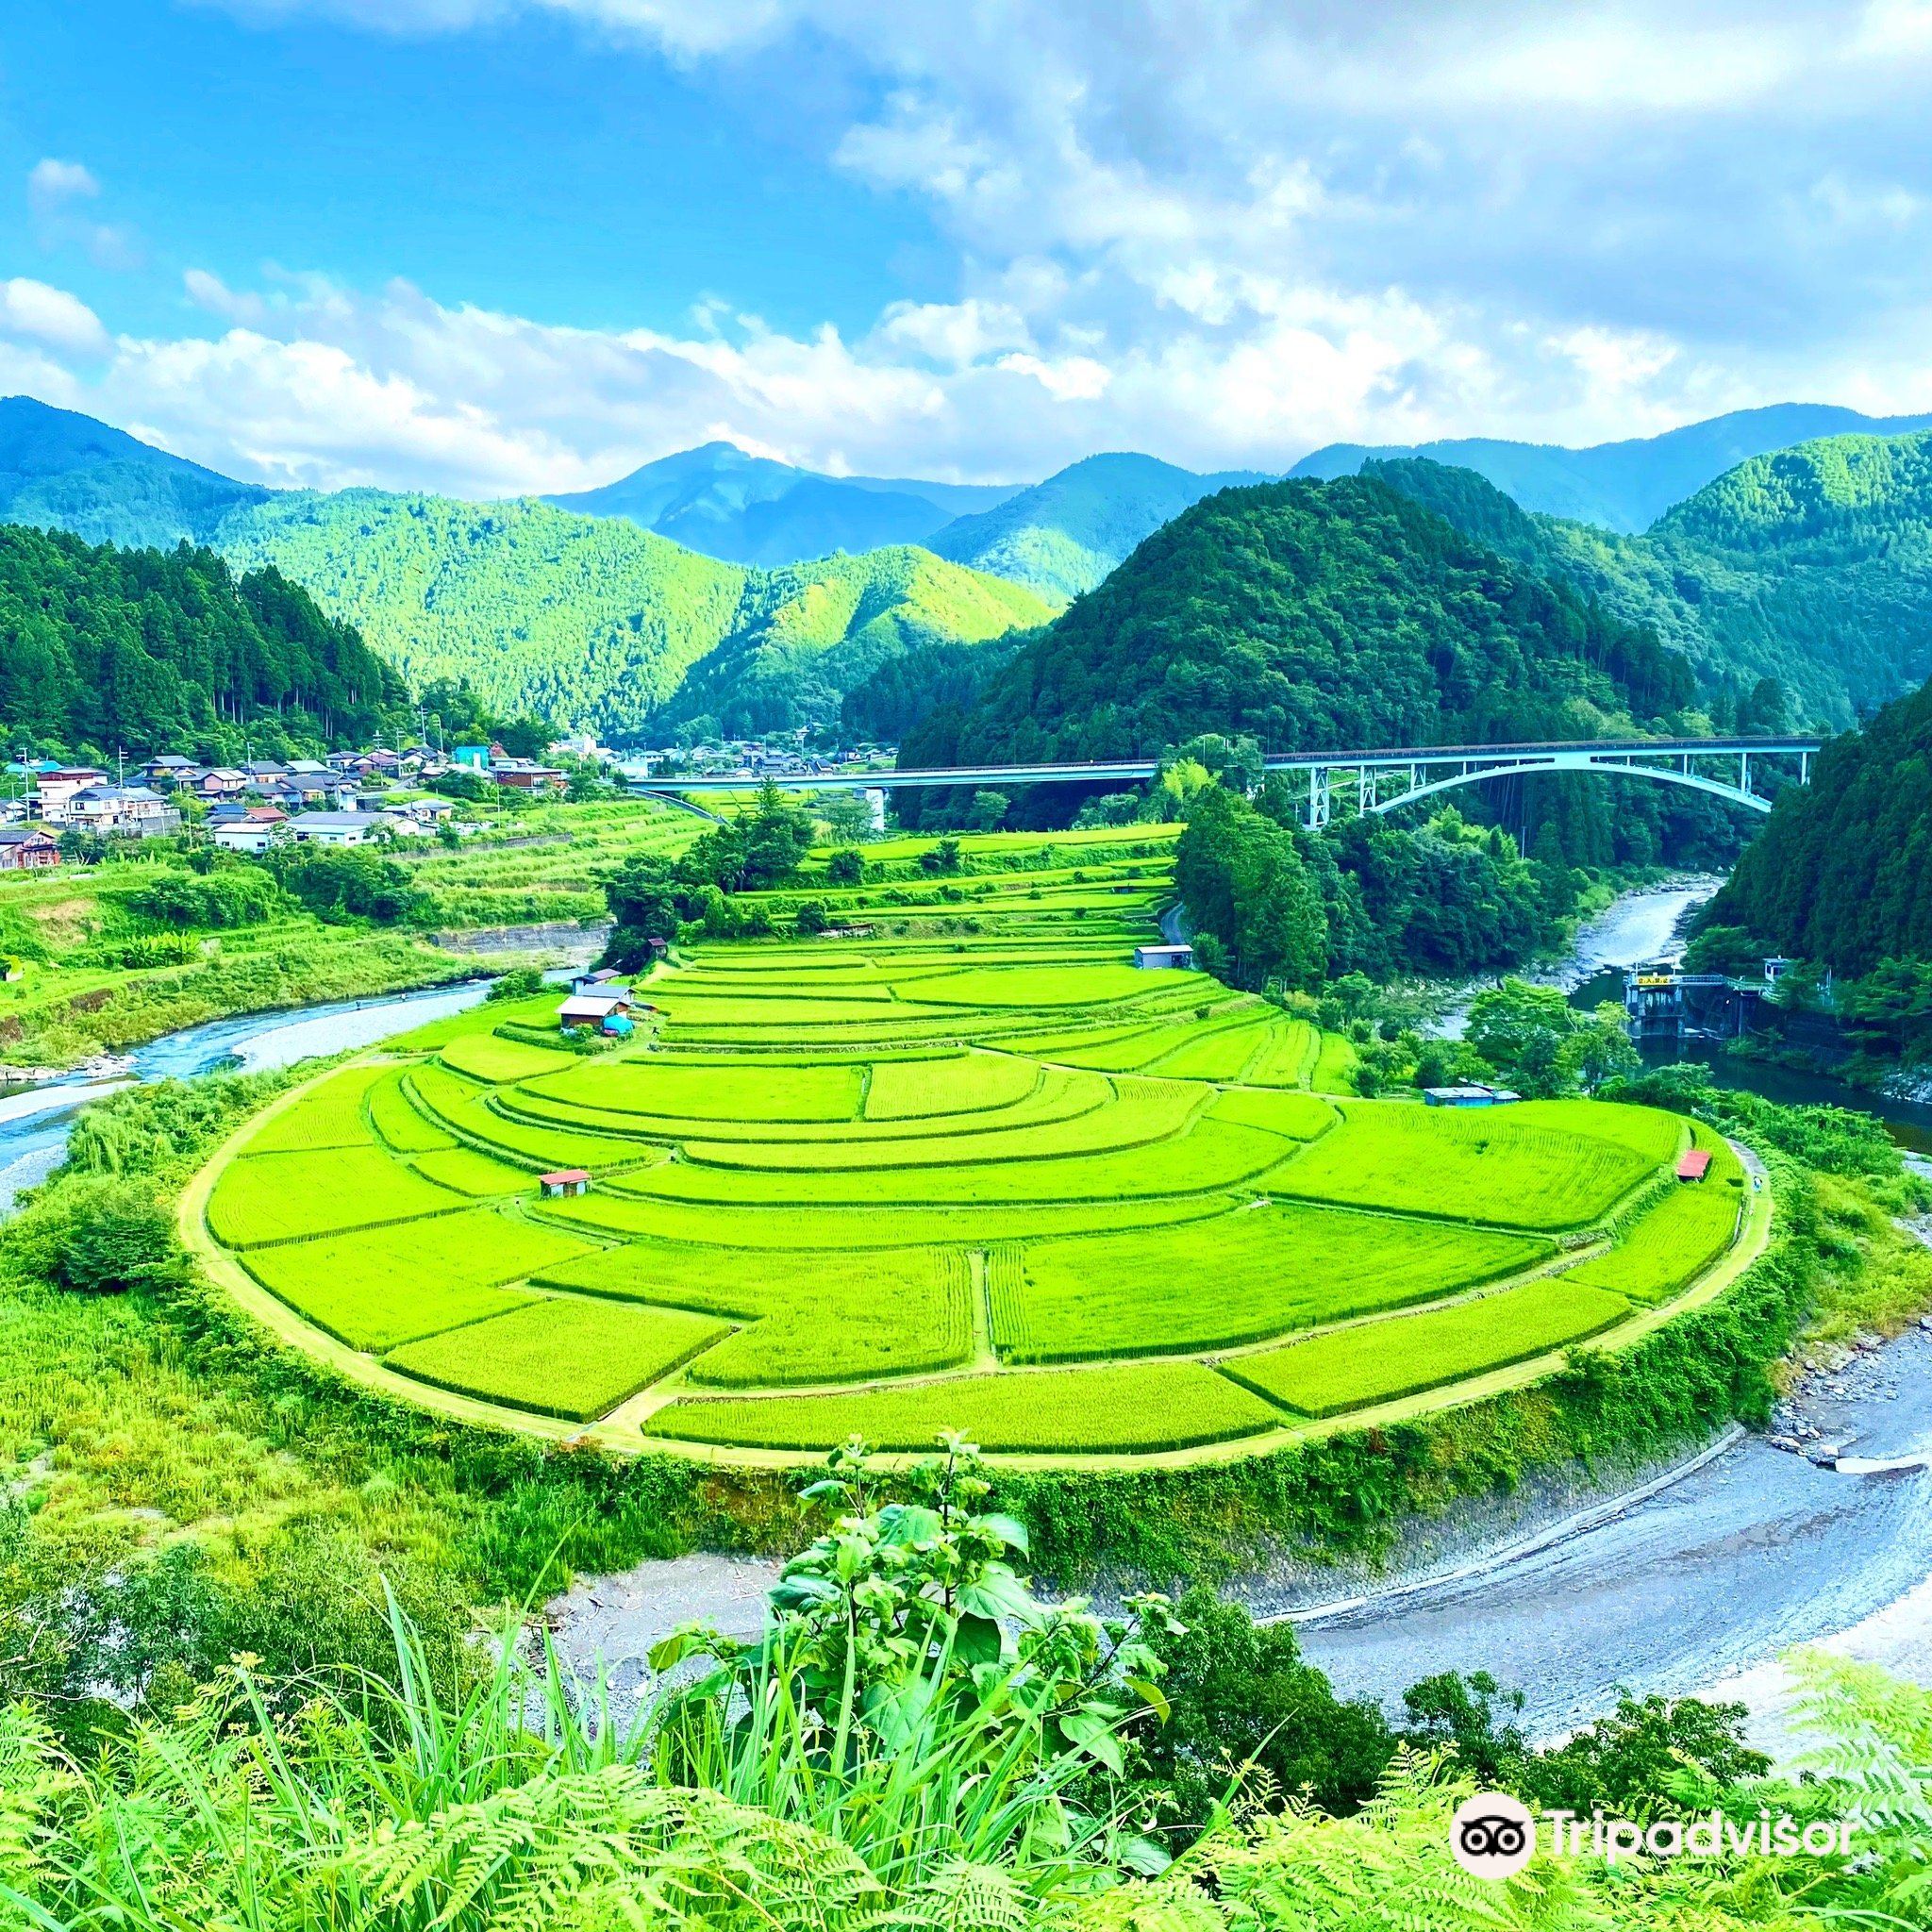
210 807 291 854
29 768 110 823
0 825 59 871
66 784 182 838
139 754 198 785
490 758 568 793
288 810 388 847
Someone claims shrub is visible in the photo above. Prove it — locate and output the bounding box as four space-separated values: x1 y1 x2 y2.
794 899 828 936
487 965 546 1002
825 847 864 884
7 1176 186 1294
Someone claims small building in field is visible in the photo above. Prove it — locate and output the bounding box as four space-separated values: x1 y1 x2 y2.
538 1169 591 1198
1676 1148 1713 1182
1423 1083 1523 1108
558 991 633 1031
1133 942 1195 970
571 967 625 993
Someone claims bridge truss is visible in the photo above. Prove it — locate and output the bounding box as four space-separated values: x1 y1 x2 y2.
637 735 1820 826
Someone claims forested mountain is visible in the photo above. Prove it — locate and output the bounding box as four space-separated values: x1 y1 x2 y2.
0 524 406 757
1293 403 1932 533
648 547 1047 738
912 475 1695 769
0 394 267 550
923 453 1269 601
547 441 1018 568
214 490 1048 737
1368 433 1932 724
1701 678 1932 976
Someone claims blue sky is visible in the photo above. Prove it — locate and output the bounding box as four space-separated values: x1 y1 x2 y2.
2 1 1930 495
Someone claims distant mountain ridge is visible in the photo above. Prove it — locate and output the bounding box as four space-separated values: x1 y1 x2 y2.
924 452 1271 601
1293 404 1932 534
1364 431 1932 724
546 441 1020 568
0 394 268 549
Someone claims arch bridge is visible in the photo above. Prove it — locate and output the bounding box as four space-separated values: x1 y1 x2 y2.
636 736 1820 827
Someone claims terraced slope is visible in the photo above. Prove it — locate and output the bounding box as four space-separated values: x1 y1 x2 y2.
193 841 1750 1457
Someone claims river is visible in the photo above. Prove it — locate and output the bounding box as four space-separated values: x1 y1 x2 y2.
0 979 493 1214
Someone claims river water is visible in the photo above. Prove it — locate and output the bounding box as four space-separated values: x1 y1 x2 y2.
0 979 492 1213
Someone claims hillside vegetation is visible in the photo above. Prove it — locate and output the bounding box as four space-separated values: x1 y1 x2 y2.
924 451 1267 600
1370 432 1932 724
215 490 1050 736
0 522 406 754
1294 400 1932 531
0 393 267 549
917 474 1695 766
1704 675 1932 975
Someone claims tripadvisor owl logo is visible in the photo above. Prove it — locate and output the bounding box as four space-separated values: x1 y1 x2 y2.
1449 1790 1859 1876
1450 1792 1536 1878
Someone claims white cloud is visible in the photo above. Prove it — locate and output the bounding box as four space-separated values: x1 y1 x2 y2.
26 158 142 271
0 279 108 356
28 1 1932 484
27 158 101 212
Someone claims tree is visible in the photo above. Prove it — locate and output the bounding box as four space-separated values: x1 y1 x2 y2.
1519 1692 1769 1820
793 899 828 936
919 837 962 874
1465 979 1582 1097
825 848 864 886
1558 1003 1641 1093
1175 785 1326 991
1135 1584 1392 1828
10 1176 186 1294
968 789 1009 831
821 791 875 844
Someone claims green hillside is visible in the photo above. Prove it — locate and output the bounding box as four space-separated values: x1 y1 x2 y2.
1365 434 1932 725
925 452 1267 601
1293 402 1932 532
1702 675 1932 976
651 545 1051 737
0 523 406 757
918 474 1695 766
0 394 267 549
214 491 1048 737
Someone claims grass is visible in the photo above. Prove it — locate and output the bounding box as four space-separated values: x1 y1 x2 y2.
642 1359 1284 1454
238 1204 598 1349
1228 1278 1635 1417
532 1241 976 1386
439 1031 581 1083
1269 1100 1678 1231
184 836 1723 1459
1563 1178 1745 1304
524 1058 866 1122
239 1064 385 1154
999 1205 1551 1361
208 1146 461 1248
383 1294 731 1420
367 1067 458 1152
863 1051 1041 1119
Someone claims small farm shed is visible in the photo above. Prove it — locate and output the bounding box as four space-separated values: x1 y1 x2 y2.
1423 1084 1523 1108
558 991 631 1030
1676 1148 1713 1182
539 1169 591 1198
1133 942 1194 970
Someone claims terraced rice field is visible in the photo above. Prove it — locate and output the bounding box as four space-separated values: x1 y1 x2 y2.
195 831 1747 1460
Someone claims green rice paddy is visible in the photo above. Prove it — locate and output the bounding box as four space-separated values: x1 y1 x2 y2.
194 828 1746 1459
